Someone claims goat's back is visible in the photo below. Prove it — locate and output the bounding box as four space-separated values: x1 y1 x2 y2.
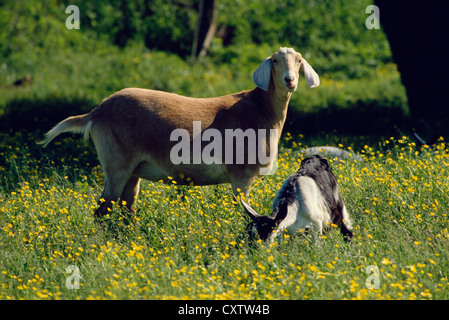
91 88 259 133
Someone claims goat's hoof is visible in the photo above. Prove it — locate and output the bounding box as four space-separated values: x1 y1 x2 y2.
94 209 109 222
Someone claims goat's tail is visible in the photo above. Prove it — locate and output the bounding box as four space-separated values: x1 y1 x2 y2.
38 113 92 147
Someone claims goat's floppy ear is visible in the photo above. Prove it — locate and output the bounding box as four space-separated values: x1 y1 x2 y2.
301 58 320 88
253 57 272 91
241 200 260 220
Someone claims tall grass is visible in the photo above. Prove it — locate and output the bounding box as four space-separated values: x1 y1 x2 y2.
1 133 448 299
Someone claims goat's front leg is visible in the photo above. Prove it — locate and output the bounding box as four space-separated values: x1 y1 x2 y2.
231 178 253 199
120 176 141 214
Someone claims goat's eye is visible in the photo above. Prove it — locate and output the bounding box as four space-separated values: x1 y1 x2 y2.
272 59 278 64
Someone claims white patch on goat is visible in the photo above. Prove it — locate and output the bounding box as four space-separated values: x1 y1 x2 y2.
269 176 331 242
297 176 331 232
341 204 353 230
83 120 93 143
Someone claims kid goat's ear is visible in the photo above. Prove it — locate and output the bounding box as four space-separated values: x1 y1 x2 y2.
301 58 320 88
319 156 330 169
271 203 289 223
253 56 272 91
241 200 260 220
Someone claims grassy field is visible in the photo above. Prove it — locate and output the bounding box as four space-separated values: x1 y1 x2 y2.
1 132 448 300
1 0 447 301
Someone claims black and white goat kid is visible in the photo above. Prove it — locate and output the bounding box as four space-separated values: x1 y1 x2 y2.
241 155 353 243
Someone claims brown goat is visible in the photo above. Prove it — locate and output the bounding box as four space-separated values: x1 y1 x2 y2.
39 47 320 217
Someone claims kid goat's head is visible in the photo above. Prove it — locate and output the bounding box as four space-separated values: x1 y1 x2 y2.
241 199 288 241
253 47 320 92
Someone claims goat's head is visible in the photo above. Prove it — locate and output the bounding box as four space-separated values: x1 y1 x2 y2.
241 199 288 242
253 47 320 92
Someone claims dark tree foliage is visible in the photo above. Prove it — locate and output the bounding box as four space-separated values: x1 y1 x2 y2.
78 0 198 57
70 0 392 73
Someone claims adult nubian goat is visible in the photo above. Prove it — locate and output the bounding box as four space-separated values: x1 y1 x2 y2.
241 155 353 243
39 47 320 217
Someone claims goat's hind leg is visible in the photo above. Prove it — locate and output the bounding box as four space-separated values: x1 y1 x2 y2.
340 206 353 243
95 170 132 219
91 127 136 219
332 204 353 242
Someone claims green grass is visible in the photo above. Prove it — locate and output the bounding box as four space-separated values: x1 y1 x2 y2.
1 132 448 299
0 0 441 301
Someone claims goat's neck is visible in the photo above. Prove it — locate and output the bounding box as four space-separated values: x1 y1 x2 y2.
264 86 292 132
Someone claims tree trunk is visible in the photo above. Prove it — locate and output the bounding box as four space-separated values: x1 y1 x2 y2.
375 0 449 140
192 0 217 60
